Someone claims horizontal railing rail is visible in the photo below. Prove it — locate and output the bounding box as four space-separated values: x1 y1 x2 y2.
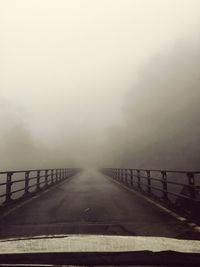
101 168 200 221
0 168 80 207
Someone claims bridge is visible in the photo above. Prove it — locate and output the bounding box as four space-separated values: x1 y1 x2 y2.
0 167 199 239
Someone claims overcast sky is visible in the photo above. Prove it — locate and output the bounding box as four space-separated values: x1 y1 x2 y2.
1 0 200 169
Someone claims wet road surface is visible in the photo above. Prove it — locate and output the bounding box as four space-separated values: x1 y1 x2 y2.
0 170 195 238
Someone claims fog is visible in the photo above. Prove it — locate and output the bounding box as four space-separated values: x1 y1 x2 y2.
1 0 200 170
102 40 200 170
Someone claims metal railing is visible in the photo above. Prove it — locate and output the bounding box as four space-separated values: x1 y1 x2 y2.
102 168 200 220
0 168 80 207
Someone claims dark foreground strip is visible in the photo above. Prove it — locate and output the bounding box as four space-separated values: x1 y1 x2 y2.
0 251 199 266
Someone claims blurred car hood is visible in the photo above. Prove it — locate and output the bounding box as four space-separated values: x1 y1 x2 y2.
0 234 199 254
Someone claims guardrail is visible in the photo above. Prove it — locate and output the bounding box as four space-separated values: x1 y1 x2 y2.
102 168 200 221
0 168 80 207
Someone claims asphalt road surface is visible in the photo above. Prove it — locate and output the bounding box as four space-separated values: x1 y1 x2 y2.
0 170 197 239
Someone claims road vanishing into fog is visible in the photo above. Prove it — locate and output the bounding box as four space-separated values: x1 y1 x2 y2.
0 170 196 239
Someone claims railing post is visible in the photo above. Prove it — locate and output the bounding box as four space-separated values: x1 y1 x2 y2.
5 172 13 204
147 170 151 193
121 169 123 183
45 170 48 187
36 170 41 191
137 170 141 189
125 169 128 184
51 169 54 184
56 169 58 182
130 169 133 186
24 171 30 195
161 171 168 200
187 172 196 199
59 169 61 181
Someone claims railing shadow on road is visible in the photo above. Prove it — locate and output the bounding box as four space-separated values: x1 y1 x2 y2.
101 168 200 224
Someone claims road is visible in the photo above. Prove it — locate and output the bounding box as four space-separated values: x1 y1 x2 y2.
0 170 196 239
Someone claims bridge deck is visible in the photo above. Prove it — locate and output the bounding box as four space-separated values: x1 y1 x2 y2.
0 170 196 239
